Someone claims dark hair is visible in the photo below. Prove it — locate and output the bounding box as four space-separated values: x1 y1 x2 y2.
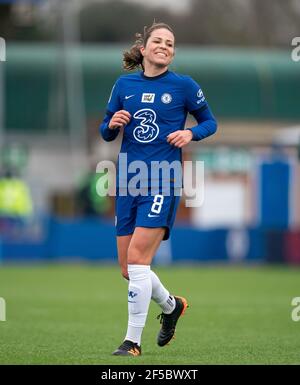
123 22 174 71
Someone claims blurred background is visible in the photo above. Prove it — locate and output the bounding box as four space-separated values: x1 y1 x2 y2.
0 0 300 265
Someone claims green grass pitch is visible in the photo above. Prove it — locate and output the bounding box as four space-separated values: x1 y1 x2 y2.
0 264 300 364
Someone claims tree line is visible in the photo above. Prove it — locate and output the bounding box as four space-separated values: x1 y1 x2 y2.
0 0 298 48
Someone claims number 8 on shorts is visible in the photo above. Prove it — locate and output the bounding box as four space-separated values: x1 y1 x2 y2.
151 195 164 214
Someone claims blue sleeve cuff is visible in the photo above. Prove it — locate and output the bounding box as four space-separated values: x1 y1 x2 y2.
189 106 218 141
99 111 120 142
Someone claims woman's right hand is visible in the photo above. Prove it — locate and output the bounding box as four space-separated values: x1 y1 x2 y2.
109 110 131 130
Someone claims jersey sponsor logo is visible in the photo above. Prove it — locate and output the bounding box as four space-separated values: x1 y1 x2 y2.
148 213 159 218
197 89 203 98
133 108 160 143
141 93 155 103
125 94 135 100
161 93 172 104
197 89 205 104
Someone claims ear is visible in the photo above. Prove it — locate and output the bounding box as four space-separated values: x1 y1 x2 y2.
140 46 145 57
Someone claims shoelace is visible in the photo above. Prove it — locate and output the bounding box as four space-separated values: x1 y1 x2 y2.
156 312 175 329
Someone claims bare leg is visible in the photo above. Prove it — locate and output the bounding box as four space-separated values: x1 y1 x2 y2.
127 227 165 265
117 234 132 280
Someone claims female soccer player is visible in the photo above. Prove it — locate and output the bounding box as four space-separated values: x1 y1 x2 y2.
99 22 217 356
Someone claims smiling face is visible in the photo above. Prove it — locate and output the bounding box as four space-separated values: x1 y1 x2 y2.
140 28 175 71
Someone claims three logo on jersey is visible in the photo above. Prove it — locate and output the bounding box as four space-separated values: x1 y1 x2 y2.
125 90 204 143
125 93 171 143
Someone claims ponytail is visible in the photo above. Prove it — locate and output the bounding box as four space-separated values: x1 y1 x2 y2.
123 32 144 71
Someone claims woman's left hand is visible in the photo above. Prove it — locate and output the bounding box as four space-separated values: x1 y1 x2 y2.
167 130 193 148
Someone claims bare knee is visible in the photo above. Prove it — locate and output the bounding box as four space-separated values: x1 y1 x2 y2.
127 243 147 265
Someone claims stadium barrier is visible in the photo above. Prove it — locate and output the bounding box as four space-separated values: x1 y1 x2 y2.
1 216 299 264
265 230 286 264
285 231 300 264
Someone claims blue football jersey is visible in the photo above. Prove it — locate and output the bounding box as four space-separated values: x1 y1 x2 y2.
102 70 209 188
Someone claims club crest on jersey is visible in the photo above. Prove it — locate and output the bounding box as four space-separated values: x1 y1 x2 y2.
141 93 155 103
161 93 172 104
133 108 160 143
